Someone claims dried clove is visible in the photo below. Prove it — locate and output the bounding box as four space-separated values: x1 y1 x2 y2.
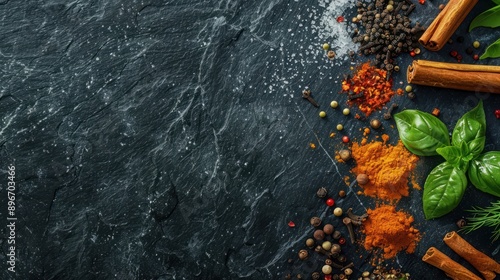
383 103 398 120
411 23 426 34
404 4 415 16
337 254 347 263
302 89 319 107
359 41 378 51
315 246 333 258
342 217 356 244
348 92 364 100
346 208 368 225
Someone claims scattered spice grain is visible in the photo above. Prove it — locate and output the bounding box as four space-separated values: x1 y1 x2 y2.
338 190 346 198
370 118 382 129
324 224 334 235
338 149 352 162
432 107 440 117
316 187 328 198
310 217 322 227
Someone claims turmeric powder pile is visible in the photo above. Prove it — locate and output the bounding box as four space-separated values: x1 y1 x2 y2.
363 204 421 260
351 136 419 201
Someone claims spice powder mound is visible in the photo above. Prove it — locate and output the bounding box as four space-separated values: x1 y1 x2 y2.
351 136 419 201
362 204 421 261
341 62 403 117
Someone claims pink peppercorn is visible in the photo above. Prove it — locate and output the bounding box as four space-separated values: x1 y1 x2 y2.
326 198 335 207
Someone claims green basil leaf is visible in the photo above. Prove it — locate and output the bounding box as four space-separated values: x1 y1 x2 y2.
436 146 462 167
394 110 450 156
453 119 484 147
459 141 473 167
494 0 500 5
468 136 487 157
423 162 467 219
459 141 470 156
468 151 500 197
480 38 500 59
436 146 469 171
469 5 500 31
452 100 486 157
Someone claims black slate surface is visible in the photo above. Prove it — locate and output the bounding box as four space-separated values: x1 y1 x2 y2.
1 0 500 279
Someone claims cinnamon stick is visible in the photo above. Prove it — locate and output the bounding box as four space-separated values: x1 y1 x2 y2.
444 231 500 280
407 60 500 93
419 0 478 51
422 247 481 280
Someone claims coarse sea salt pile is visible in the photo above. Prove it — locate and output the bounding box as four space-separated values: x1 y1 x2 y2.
314 0 358 61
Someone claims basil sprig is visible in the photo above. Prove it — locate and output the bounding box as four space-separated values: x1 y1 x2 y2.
395 100 500 219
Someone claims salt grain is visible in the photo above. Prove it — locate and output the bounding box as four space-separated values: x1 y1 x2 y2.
314 0 358 61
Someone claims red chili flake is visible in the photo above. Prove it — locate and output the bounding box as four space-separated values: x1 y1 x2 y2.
324 275 332 280
419 0 425 4
409 51 416 57
495 109 500 119
338 237 346 245
326 198 335 207
287 221 295 228
450 50 458 57
432 108 440 117
341 62 399 117
336 16 344 23
473 54 479 60
456 54 463 61
342 136 350 143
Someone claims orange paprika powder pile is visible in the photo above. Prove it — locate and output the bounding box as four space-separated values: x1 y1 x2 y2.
341 62 403 117
351 135 419 201
362 204 421 262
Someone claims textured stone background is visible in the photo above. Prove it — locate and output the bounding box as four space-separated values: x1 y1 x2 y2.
0 0 499 279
